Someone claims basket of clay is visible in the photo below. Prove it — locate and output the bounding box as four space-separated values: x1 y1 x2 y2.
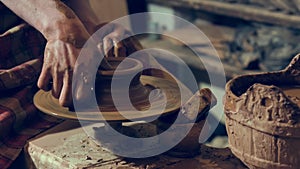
224 54 300 169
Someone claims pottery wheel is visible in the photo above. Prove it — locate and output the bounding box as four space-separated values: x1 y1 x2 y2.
34 75 181 122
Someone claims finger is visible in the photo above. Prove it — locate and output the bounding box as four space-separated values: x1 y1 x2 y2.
38 49 53 91
58 44 75 106
37 61 52 91
112 37 125 57
51 68 64 99
52 43 68 99
113 40 126 57
103 37 113 57
59 69 73 107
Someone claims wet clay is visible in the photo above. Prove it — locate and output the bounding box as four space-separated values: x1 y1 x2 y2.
235 83 300 124
54 0 76 19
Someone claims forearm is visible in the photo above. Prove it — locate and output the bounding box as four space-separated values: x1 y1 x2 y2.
1 0 89 43
67 0 101 34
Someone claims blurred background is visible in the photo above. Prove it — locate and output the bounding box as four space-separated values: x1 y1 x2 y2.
90 0 300 148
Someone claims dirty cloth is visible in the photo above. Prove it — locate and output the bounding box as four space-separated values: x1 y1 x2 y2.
0 4 61 169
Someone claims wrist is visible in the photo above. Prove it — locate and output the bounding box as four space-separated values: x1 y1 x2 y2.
42 19 90 48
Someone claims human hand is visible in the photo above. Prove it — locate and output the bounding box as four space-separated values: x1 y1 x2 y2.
94 23 134 58
37 39 82 106
94 23 174 80
38 39 112 107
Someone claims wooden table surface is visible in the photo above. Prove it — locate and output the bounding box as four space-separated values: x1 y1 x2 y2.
24 120 247 169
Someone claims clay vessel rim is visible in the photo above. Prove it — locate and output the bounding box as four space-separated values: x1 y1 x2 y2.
98 57 143 76
226 54 300 99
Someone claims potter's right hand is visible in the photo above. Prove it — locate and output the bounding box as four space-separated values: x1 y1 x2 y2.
37 20 113 107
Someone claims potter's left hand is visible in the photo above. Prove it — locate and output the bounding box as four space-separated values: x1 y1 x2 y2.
93 23 133 58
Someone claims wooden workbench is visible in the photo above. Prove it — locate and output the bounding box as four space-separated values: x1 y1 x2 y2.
24 121 247 169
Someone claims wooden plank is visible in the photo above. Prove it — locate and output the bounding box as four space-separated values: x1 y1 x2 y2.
147 0 300 29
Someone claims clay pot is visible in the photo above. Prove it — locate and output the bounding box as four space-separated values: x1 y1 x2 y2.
34 56 184 122
224 55 300 169
95 57 150 111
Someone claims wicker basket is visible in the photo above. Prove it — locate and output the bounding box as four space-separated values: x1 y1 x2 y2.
224 54 300 169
